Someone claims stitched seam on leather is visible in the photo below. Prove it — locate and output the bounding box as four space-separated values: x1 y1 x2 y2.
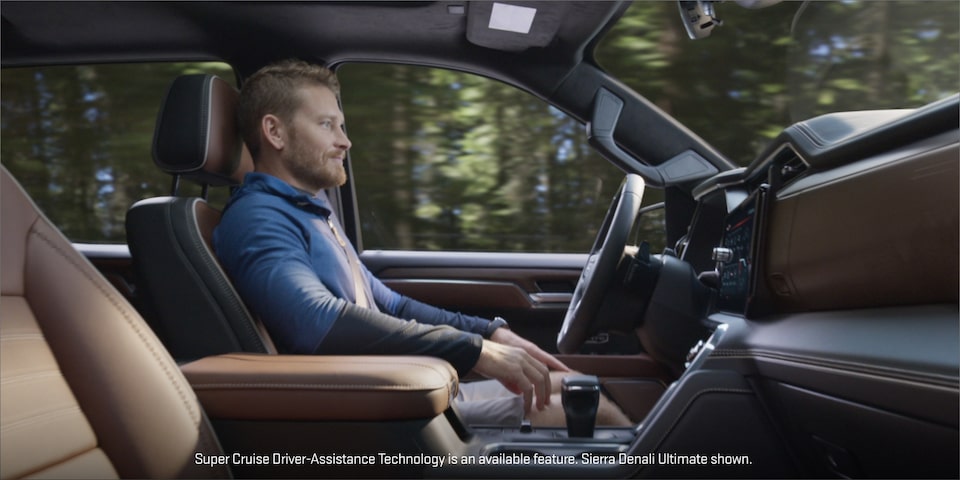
23 448 114 480
30 229 200 421
211 357 456 398
190 383 446 391
222 355 456 378
1 370 62 386
0 333 45 341
652 388 752 453
222 354 450 377
712 348 958 387
1 405 85 432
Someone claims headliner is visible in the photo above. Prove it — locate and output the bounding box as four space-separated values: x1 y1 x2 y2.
1 2 623 80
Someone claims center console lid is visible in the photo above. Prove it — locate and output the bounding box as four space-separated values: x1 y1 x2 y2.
180 353 458 421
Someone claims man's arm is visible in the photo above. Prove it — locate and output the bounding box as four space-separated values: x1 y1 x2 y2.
218 198 563 411
366 268 570 372
362 262 572 410
366 268 493 336
317 303 482 376
215 199 484 374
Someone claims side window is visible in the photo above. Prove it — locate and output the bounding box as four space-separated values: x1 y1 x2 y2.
0 62 235 243
338 63 665 253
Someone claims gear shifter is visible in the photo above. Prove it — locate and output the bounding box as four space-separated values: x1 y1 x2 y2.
561 375 600 438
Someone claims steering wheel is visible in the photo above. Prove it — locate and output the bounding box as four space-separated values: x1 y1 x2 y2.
557 174 645 354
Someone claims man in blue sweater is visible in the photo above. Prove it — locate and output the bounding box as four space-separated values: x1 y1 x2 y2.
215 60 629 427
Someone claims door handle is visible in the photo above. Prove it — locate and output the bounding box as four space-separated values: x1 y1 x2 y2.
529 292 573 305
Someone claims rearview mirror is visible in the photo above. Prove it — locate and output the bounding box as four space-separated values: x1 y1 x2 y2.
677 0 784 39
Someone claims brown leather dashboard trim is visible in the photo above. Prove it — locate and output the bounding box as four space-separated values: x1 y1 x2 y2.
766 135 959 311
180 354 457 421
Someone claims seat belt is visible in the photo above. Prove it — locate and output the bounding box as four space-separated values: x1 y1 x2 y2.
326 217 378 312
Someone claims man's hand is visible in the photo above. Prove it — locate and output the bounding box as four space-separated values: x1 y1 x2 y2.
490 326 572 373
472 340 552 415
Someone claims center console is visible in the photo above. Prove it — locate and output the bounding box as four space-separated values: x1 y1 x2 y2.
470 375 637 460
437 325 731 478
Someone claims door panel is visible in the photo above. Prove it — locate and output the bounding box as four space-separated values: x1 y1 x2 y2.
379 268 577 310
362 251 585 353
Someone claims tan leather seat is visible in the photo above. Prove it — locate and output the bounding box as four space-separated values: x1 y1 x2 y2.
0 165 230 479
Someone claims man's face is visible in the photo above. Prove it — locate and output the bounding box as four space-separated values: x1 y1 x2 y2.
281 84 352 192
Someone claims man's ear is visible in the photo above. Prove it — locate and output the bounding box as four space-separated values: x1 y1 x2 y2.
261 114 286 151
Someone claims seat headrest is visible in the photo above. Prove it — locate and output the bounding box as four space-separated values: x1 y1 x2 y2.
152 74 253 187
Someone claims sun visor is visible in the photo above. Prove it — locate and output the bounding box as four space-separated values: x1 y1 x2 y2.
466 2 565 52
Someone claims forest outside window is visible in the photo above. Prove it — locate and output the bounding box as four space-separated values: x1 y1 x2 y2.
338 63 665 254
595 0 959 166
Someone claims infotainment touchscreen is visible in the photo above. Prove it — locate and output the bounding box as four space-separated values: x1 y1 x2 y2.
716 185 768 314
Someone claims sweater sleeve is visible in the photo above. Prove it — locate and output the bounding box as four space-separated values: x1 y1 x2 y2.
316 303 483 377
365 267 495 337
393 295 495 337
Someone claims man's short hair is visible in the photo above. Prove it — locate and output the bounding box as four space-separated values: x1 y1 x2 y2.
238 59 341 159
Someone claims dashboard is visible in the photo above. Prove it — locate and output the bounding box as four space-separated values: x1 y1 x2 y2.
653 95 959 478
685 94 959 317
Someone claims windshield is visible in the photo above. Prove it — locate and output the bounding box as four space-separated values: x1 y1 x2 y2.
596 0 959 166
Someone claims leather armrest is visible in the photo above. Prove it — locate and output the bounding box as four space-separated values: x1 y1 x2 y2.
180 354 458 421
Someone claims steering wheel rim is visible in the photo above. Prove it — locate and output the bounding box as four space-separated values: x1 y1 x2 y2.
557 174 645 354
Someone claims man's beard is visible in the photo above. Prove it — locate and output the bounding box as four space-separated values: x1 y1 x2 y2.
284 130 347 192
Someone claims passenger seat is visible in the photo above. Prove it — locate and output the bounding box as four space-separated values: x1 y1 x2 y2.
0 165 230 478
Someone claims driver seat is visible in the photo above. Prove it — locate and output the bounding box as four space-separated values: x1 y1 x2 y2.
126 74 276 362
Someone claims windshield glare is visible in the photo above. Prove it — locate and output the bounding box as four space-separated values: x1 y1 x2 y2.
596 0 959 166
